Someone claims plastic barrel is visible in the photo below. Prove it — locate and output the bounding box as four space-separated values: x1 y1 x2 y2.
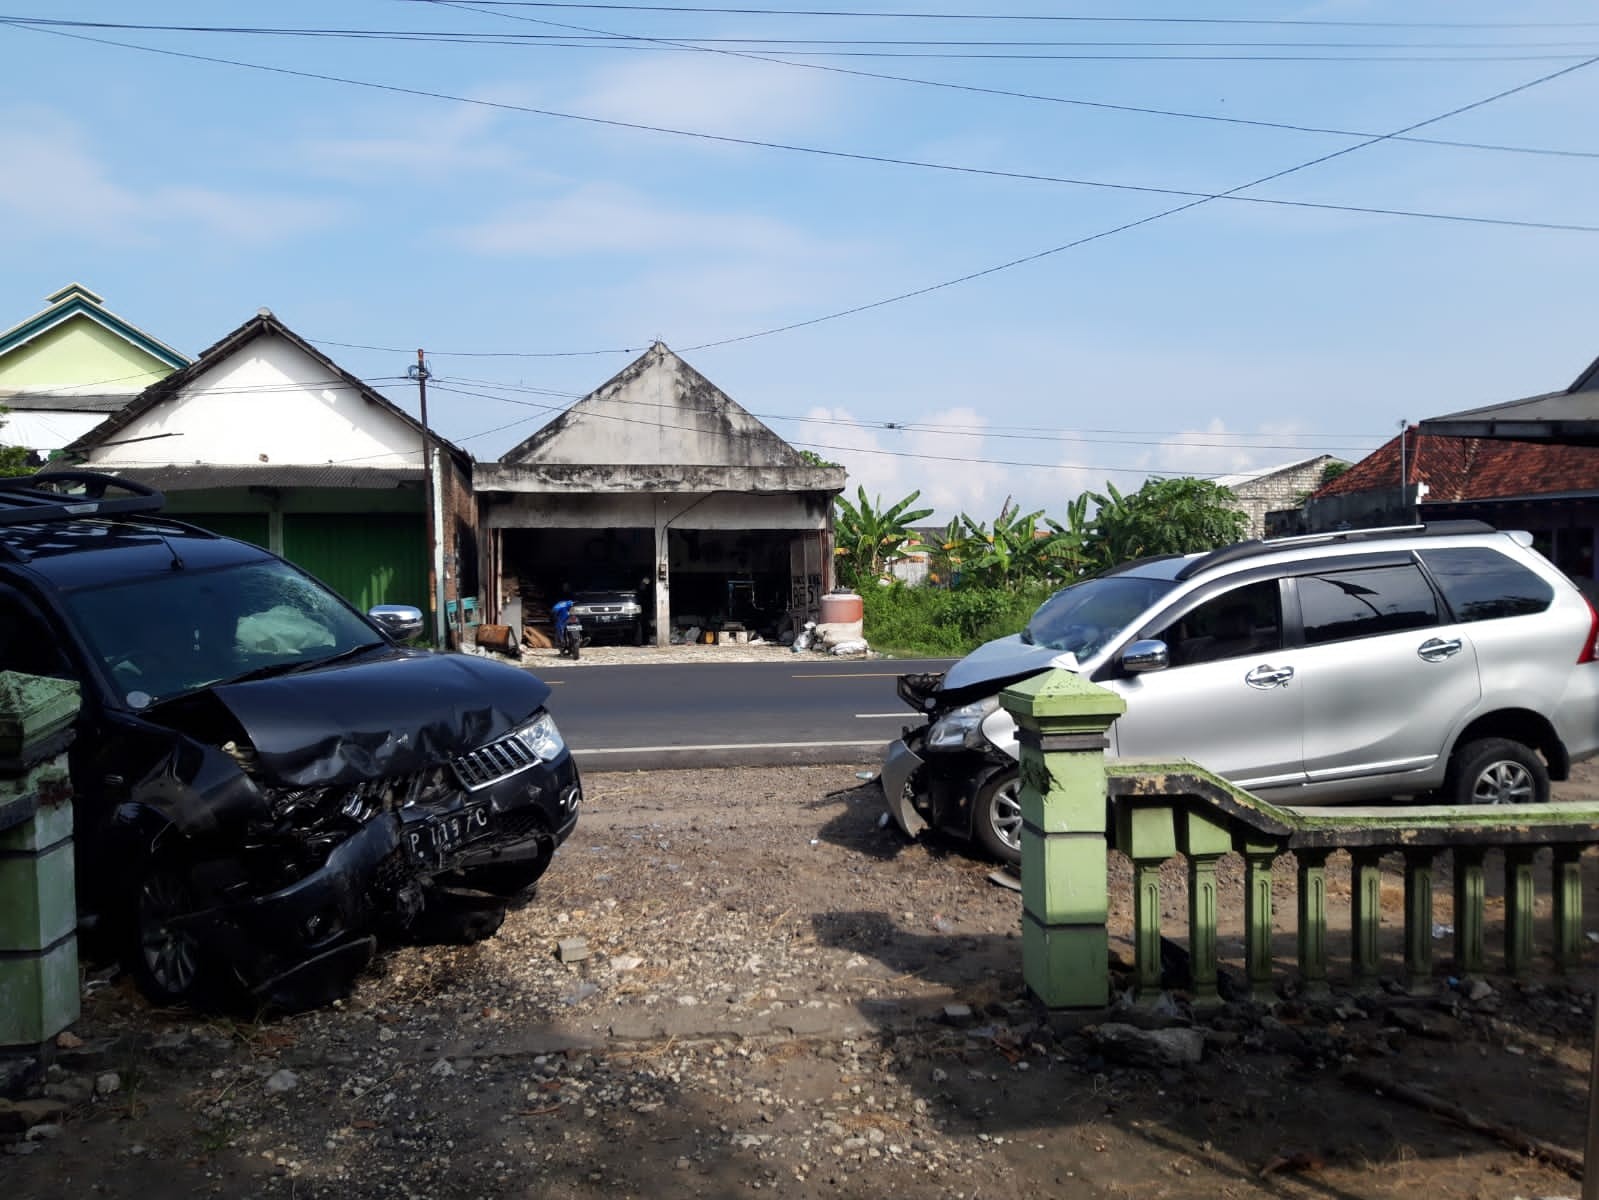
819 592 864 624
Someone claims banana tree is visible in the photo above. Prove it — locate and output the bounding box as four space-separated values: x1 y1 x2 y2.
832 488 934 588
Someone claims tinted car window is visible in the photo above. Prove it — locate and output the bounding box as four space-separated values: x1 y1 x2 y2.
1157 580 1282 667
1419 547 1554 621
0 590 70 678
1298 564 1438 646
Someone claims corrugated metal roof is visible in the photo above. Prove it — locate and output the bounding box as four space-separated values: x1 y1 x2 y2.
103 465 423 491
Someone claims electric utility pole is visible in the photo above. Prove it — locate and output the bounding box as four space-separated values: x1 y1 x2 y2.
409 349 443 644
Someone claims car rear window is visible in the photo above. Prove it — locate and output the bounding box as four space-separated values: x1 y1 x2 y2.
1418 547 1554 621
1298 563 1438 645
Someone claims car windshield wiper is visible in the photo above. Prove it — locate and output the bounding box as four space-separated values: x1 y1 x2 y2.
286 640 389 674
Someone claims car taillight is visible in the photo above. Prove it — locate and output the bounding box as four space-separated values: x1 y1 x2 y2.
1580 595 1599 664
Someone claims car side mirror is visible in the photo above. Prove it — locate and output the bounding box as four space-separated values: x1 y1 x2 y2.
369 604 425 643
1121 639 1170 674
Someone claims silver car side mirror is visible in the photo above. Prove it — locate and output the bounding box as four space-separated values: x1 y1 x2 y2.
1121 639 1170 673
369 604 425 643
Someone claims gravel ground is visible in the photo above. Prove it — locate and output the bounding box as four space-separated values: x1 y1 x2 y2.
7 763 1599 1199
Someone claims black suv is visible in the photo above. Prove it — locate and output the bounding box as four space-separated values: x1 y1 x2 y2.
0 473 580 1010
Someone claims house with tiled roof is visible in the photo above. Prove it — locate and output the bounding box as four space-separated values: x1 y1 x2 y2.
1305 427 1599 583
0 283 189 460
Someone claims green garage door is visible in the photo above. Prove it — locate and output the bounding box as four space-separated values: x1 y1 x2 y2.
283 514 427 614
177 513 271 549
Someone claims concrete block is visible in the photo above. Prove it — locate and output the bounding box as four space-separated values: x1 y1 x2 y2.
0 938 79 1048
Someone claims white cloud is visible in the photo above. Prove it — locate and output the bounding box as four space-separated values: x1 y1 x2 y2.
0 108 340 245
295 97 540 180
573 53 839 140
451 182 813 256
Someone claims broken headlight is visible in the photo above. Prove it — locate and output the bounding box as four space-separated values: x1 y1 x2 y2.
513 711 566 762
926 697 1001 752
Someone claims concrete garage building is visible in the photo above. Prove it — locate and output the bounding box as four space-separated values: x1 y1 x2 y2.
474 342 847 647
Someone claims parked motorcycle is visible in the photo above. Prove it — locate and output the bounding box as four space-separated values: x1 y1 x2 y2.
552 599 584 661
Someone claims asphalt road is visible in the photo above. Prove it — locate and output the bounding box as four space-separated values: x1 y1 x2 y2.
535 657 955 771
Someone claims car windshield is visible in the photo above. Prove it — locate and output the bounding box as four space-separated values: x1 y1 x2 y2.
64 559 382 707
1023 574 1178 658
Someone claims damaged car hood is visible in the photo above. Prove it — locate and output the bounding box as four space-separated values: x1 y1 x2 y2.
211 650 551 787
941 633 1076 693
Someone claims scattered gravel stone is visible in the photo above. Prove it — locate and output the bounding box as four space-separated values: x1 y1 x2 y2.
264 1069 300 1095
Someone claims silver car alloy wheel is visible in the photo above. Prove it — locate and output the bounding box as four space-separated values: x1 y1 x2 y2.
1470 758 1536 805
989 776 1024 852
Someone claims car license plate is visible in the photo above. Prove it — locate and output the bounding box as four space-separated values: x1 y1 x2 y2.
405 803 491 863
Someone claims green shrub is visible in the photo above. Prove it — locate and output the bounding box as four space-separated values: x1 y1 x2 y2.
861 581 1057 658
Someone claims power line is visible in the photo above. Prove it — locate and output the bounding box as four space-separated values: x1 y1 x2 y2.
12 20 1599 238
679 51 1599 351
395 2 1599 31
428 0 1599 161
427 381 1230 475
444 372 1384 449
14 17 1599 52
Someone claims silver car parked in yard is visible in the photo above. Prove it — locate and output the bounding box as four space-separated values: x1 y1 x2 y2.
883 521 1599 865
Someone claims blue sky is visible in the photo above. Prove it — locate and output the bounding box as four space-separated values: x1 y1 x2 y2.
4 0 1598 520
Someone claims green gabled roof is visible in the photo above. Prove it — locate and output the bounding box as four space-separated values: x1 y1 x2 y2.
0 283 190 371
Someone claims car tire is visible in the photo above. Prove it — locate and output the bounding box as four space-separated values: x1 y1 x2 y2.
123 853 226 1009
972 767 1023 866
1444 737 1549 806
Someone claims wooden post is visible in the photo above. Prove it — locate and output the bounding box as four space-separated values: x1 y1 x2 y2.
1000 670 1126 1010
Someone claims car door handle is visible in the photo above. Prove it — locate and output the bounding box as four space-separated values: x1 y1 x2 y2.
1417 637 1463 662
1245 664 1294 689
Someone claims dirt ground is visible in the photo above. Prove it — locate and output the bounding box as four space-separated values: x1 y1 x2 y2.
7 761 1599 1199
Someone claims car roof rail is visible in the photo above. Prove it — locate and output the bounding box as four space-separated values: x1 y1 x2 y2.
0 470 167 527
1175 519 1499 581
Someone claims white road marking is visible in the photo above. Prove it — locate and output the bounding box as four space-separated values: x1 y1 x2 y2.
854 713 908 719
791 672 906 678
580 740 888 755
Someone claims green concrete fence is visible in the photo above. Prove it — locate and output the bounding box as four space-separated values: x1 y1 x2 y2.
0 672 81 1050
1001 668 1599 1008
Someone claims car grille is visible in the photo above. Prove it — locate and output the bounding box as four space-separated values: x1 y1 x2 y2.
452 733 540 791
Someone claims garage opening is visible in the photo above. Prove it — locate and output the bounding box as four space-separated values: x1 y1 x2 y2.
499 526 822 645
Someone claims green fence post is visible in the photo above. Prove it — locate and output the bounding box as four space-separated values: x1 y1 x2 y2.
1551 845 1583 973
1402 851 1435 994
1296 849 1331 993
1350 849 1384 987
1238 836 1278 1001
0 672 82 1052
1001 669 1126 1010
1179 811 1232 1006
1114 804 1177 1000
1504 847 1538 978
1452 847 1487 976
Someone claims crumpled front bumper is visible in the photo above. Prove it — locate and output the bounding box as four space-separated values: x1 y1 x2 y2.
881 735 929 839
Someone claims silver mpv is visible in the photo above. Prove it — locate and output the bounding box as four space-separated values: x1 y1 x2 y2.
883 521 1599 865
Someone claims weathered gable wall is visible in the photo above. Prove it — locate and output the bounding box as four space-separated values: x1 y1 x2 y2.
86 334 422 468
509 344 802 469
